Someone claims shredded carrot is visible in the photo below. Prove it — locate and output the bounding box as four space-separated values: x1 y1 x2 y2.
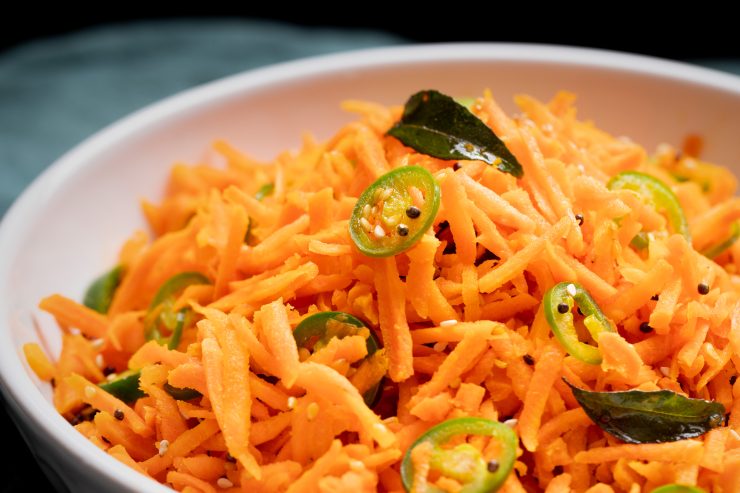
33 90 740 492
39 294 109 338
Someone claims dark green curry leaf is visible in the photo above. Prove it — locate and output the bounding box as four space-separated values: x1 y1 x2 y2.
387 90 523 178
83 265 122 314
566 380 725 444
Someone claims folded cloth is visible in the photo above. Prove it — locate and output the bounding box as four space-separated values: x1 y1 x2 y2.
0 18 404 216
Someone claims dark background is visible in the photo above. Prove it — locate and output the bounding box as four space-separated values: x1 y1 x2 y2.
2 9 740 60
1 9 738 492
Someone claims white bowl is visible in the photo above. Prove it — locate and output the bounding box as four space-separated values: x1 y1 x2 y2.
1 43 739 492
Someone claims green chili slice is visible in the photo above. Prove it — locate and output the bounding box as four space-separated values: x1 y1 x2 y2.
401 417 517 493
349 166 440 257
99 370 146 403
702 221 740 259
83 265 123 314
651 485 706 493
99 370 201 403
544 282 614 364
607 171 691 247
245 182 275 244
293 311 383 406
145 272 210 349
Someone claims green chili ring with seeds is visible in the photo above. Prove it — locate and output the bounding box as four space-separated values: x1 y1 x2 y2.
400 417 518 493
349 166 440 257
144 271 210 349
544 282 614 364
607 171 691 248
293 311 383 407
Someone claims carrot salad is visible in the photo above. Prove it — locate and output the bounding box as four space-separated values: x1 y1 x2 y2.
25 89 740 493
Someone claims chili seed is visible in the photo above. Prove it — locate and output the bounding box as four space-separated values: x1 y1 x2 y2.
575 213 584 226
639 322 653 333
730 375 738 386
397 224 409 236
113 409 125 421
698 283 710 295
405 206 421 219
359 217 373 232
557 303 569 314
522 354 535 366
487 460 500 473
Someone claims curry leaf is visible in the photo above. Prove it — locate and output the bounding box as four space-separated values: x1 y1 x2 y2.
566 380 725 444
387 90 523 178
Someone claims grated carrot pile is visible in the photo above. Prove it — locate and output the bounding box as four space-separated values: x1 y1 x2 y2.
26 90 740 492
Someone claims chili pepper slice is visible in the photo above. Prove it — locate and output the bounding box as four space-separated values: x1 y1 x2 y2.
144 272 210 349
651 486 706 493
245 182 275 244
702 221 740 259
544 282 614 365
99 370 201 403
293 311 383 406
400 417 517 493
83 265 123 314
349 166 440 257
607 171 691 247
99 370 146 403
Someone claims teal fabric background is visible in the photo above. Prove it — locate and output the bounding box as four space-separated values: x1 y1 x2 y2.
0 19 404 216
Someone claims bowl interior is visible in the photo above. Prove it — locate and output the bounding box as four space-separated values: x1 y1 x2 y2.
1 44 739 492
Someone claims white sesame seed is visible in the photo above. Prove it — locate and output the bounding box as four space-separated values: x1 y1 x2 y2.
84 386 97 400
660 367 670 377
349 459 364 471
287 396 296 409
360 217 373 232
217 477 234 489
158 439 169 456
440 319 458 327
69 328 81 336
541 123 554 133
433 342 447 352
566 284 577 297
106 373 118 382
731 429 740 441
95 354 104 368
91 338 105 349
373 225 386 238
577 164 586 173
504 418 518 428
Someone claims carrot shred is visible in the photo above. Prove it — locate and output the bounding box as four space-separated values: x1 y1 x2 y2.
34 90 740 492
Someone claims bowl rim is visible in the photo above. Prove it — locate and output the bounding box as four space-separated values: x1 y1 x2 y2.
1 42 739 492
